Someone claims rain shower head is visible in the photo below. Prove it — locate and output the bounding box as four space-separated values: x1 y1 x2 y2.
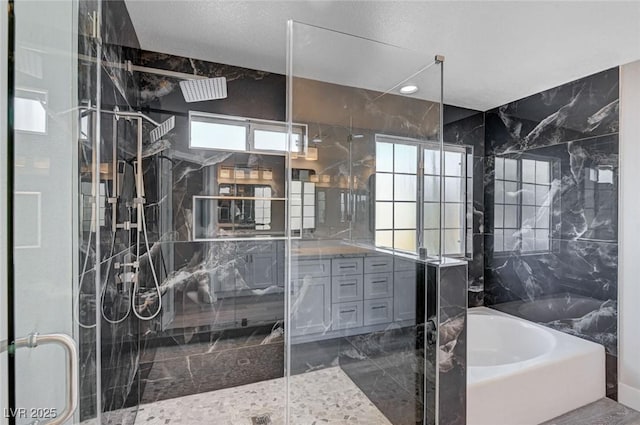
179 77 228 103
150 116 175 143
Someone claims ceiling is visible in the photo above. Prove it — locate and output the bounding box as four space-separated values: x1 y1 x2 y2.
125 1 640 111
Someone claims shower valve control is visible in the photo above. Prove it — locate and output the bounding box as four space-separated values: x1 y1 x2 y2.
114 260 139 270
116 221 138 231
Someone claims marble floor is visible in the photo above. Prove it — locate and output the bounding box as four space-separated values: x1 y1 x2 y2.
133 367 392 425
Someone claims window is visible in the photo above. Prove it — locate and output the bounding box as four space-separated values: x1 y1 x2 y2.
423 148 467 256
189 112 305 153
375 140 418 253
254 186 273 230
15 89 47 134
494 157 552 253
190 118 248 151
291 181 315 231
374 136 469 256
254 128 300 152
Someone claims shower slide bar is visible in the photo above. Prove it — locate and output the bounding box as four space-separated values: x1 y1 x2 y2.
1 333 78 425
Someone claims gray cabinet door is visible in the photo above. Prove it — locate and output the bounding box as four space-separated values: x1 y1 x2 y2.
291 277 331 336
249 250 278 289
233 241 280 290
394 269 417 322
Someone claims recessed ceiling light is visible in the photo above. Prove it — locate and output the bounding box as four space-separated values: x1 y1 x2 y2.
399 85 419 95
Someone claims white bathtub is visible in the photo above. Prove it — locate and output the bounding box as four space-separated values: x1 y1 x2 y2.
467 307 605 425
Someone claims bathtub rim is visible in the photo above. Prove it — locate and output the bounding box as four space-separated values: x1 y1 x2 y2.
467 306 605 387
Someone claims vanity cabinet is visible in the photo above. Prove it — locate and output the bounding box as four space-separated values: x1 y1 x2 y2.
236 241 282 290
291 253 418 341
393 259 417 322
290 276 331 336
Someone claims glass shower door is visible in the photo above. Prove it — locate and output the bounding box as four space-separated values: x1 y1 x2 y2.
2 0 101 423
285 21 444 425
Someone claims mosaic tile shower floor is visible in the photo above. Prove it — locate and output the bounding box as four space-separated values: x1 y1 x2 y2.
133 366 393 425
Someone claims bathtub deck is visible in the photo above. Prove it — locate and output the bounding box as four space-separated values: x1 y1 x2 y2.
543 398 640 425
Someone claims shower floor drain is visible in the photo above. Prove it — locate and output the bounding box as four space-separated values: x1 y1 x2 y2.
251 414 272 424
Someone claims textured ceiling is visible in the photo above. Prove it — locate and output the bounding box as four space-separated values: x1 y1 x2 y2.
125 1 640 111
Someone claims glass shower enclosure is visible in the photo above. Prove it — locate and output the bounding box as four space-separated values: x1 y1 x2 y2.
285 21 446 425
2 6 449 425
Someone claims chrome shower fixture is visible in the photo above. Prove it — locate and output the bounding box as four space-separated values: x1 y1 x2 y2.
150 116 175 142
179 77 228 103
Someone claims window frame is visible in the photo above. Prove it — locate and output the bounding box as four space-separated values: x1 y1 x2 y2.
374 134 471 258
188 111 306 155
493 154 557 256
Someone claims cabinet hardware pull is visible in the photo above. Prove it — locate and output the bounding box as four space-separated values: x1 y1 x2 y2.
340 309 356 314
372 306 386 310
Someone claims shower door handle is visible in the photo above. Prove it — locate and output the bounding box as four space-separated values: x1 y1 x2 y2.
3 333 78 425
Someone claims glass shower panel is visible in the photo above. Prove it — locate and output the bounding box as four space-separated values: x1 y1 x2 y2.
7 0 101 423
287 21 443 425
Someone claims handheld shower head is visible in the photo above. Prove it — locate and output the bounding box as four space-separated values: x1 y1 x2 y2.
150 116 175 143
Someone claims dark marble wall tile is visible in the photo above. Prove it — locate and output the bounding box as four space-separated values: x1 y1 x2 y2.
340 328 424 425
485 239 617 353
136 48 285 122
445 106 486 157
484 68 619 396
436 262 468 425
486 67 619 156
484 135 618 241
77 1 143 423
115 46 290 415
444 108 485 307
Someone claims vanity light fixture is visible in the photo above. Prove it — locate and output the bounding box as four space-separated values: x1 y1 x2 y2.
219 167 232 179
399 85 419 95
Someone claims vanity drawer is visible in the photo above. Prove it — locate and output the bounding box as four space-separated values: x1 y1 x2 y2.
332 274 364 303
364 256 393 274
364 272 394 300
292 259 331 279
332 301 363 330
332 257 363 276
364 298 393 326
